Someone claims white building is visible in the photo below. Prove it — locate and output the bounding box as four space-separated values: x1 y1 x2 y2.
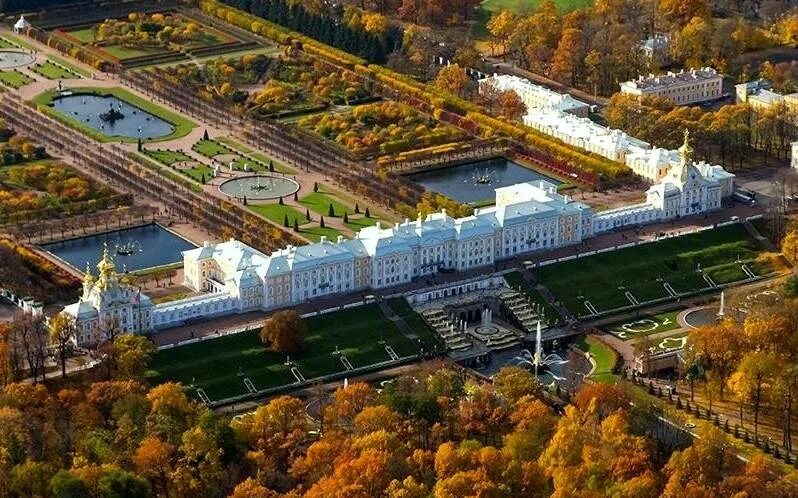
13 16 30 34
65 135 732 339
735 80 798 112
620 68 723 105
479 74 590 117
62 245 153 347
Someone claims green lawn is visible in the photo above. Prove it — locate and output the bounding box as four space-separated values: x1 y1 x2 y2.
575 336 618 383
218 137 295 174
32 86 196 143
147 304 419 401
193 139 231 158
32 60 81 80
503 271 563 326
649 332 688 354
103 44 166 59
143 149 192 166
300 189 350 218
248 203 306 226
536 225 773 317
66 27 96 43
0 70 34 89
386 298 444 350
0 34 37 51
301 224 342 242
603 310 682 341
345 214 378 231
48 55 91 77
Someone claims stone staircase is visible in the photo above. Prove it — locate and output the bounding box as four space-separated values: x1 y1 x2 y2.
420 309 473 351
501 291 543 332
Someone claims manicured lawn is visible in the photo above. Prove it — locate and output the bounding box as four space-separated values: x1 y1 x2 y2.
386 298 444 350
648 332 688 354
536 225 773 317
193 139 230 158
0 70 34 89
503 271 563 326
32 86 196 143
480 0 590 15
179 164 214 184
66 27 96 43
147 304 419 401
143 149 192 166
300 189 350 218
249 203 306 226
48 55 91 77
32 60 81 80
103 44 166 59
345 214 378 231
0 34 36 51
574 336 618 383
603 310 682 341
218 137 295 173
301 224 342 242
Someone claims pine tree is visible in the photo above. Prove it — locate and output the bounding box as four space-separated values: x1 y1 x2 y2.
293 191 298 201
243 195 247 205
283 214 289 227
293 218 299 232
355 203 360 214
269 159 274 172
279 196 284 205
203 129 209 140
365 207 371 218
319 216 325 228
306 208 311 221
201 173 206 184
343 211 349 223
313 181 319 192
328 203 335 217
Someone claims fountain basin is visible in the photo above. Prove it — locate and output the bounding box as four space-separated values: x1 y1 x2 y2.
219 175 300 201
0 50 35 69
406 157 562 204
40 223 197 273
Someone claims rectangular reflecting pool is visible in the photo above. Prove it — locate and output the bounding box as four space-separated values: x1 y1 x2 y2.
41 223 197 273
406 158 562 204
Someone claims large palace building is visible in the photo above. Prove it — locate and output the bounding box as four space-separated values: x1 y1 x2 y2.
63 134 733 344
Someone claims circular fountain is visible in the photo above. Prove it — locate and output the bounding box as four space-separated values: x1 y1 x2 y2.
507 322 568 383
0 50 35 69
218 174 300 201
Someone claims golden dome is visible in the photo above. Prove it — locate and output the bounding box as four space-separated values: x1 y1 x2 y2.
96 242 116 276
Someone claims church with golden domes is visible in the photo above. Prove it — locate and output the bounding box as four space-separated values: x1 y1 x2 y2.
62 243 153 347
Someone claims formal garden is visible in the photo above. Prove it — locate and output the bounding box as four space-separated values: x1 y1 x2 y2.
297 101 467 157
32 86 195 142
0 69 33 89
153 53 373 120
147 305 420 402
0 159 122 224
31 57 86 79
536 224 782 317
53 11 249 66
602 310 682 341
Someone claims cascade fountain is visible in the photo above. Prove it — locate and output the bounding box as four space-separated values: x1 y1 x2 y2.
716 290 725 319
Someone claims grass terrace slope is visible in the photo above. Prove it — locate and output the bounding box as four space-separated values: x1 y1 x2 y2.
535 224 777 318
147 305 419 401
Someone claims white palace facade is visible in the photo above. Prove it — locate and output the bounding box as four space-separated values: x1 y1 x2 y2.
63 132 733 344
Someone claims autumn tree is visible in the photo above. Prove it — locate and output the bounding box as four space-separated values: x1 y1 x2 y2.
487 9 517 55
497 90 527 121
492 366 540 405
113 334 155 381
260 310 306 354
433 64 470 98
727 351 779 438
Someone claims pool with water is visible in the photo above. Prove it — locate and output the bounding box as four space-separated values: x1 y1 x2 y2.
50 92 175 139
41 223 197 273
406 157 562 204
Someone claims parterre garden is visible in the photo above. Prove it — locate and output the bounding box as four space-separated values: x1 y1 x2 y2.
602 310 681 341
147 304 420 401
298 101 468 157
536 224 779 318
53 11 252 67
0 70 34 89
